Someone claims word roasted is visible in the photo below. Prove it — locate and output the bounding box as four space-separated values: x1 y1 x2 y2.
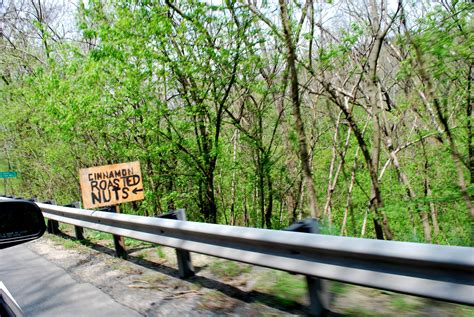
79 161 144 208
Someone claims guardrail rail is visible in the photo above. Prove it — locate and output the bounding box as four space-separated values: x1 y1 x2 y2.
1 196 473 316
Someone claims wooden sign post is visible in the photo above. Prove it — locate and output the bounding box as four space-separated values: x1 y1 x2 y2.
79 161 145 258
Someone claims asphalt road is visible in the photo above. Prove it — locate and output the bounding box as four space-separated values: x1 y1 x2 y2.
0 243 141 317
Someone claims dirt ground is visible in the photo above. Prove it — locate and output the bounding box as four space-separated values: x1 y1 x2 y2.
25 230 473 317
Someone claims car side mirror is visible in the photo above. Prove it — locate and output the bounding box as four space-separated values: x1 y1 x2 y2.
0 201 46 249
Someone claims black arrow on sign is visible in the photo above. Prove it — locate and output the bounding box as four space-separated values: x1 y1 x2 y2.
133 188 143 194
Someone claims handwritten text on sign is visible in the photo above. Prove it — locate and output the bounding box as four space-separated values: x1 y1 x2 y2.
79 161 144 209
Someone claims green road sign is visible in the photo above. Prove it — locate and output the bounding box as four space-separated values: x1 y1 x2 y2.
0 171 17 178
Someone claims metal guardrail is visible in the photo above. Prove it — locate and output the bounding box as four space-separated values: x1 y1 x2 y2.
1 197 473 313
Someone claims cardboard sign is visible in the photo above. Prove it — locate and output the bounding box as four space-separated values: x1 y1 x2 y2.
79 161 144 209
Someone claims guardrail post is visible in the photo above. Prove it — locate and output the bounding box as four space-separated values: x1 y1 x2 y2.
64 202 84 240
156 209 195 279
42 200 60 235
174 209 195 279
285 219 330 316
100 206 127 259
306 276 330 317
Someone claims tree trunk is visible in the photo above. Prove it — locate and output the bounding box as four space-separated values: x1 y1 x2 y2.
370 111 388 239
279 0 321 219
327 93 389 239
421 137 440 236
324 111 352 224
404 17 474 219
361 208 369 238
265 176 273 229
341 145 360 236
257 157 266 228
467 64 473 185
388 140 431 242
381 108 431 241
324 111 342 222
427 186 440 236
274 72 299 225
230 130 239 225
204 172 218 223
365 0 395 240
243 194 249 227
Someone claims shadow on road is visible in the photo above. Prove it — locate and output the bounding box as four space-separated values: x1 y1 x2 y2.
54 232 325 315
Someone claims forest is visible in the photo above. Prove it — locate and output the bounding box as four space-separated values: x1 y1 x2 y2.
0 0 472 245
